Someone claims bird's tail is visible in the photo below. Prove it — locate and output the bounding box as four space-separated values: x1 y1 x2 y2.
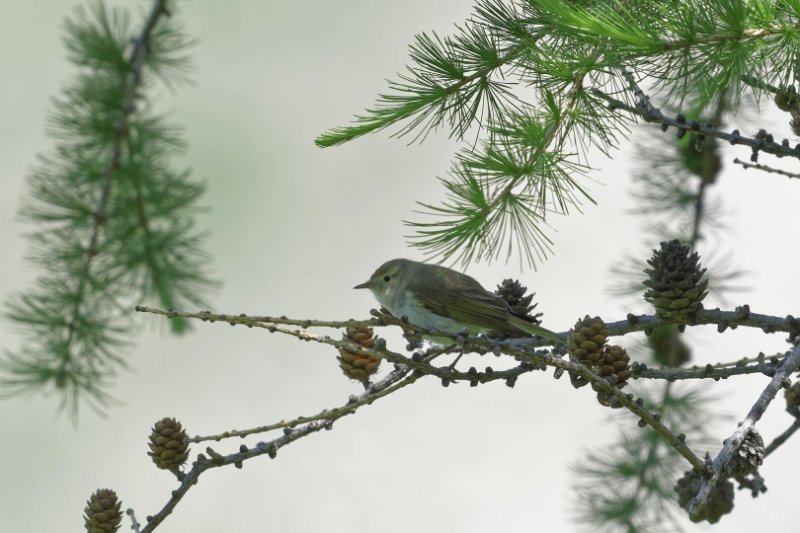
508 315 565 345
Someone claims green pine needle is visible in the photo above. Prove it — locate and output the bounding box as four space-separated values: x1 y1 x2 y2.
2 0 216 416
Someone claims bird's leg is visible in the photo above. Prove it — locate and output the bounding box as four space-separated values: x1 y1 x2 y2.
369 307 395 322
402 327 425 352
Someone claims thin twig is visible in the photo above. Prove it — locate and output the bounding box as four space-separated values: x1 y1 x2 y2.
136 305 382 329
688 341 800 517
633 352 787 382
126 508 142 533
191 353 541 444
134 305 797 340
739 75 795 99
733 158 800 179
139 305 708 473
660 25 800 50
140 365 420 532
190 348 459 443
764 417 800 458
501 344 707 472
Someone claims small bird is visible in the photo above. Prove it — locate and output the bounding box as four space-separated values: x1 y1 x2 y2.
354 258 563 344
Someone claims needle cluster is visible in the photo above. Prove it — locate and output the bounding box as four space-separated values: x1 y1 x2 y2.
2 1 215 415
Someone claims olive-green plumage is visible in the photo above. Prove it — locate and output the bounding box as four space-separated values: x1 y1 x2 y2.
354 259 563 344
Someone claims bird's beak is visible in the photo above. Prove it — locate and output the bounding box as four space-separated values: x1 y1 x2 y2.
353 281 371 290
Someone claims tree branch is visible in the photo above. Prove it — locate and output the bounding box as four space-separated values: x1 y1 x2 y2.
632 352 788 382
659 24 800 51
126 508 142 533
134 305 798 340
139 298 800 529
137 305 709 472
135 302 800 496
764 417 800 458
63 0 171 358
591 80 800 162
688 341 800 517
140 363 421 532
733 158 800 180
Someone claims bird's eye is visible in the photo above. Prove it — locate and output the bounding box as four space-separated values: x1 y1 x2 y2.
383 275 391 282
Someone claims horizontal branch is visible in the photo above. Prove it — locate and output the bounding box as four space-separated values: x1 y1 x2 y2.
733 158 800 180
632 352 788 382
137 305 708 472
659 24 800 51
285 318 709 471
609 307 794 336
134 304 799 340
136 301 748 531
592 79 800 162
135 305 380 330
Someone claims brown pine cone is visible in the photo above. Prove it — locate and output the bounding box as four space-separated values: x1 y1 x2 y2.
83 489 122 533
338 326 381 385
596 345 632 388
568 316 609 366
147 417 190 474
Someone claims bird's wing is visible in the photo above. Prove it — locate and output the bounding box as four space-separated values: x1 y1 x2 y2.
408 273 516 333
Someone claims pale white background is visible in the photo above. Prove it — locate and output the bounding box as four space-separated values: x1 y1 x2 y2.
1 1 799 532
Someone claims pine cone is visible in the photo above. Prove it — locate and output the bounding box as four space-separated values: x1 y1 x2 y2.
495 279 542 324
643 240 708 323
675 469 734 524
596 345 631 387
568 316 609 366
726 430 764 480
83 489 122 533
338 326 381 385
592 345 630 407
148 417 189 473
